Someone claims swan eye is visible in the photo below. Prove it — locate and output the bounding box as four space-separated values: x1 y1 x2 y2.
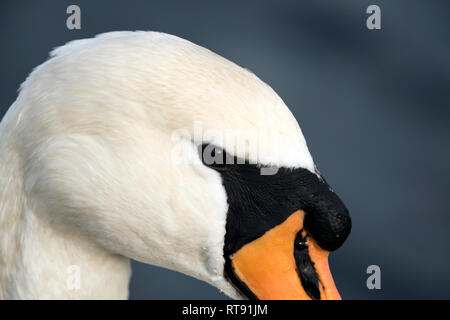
200 144 228 170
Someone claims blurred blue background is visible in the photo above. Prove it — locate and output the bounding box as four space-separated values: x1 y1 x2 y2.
1 0 449 299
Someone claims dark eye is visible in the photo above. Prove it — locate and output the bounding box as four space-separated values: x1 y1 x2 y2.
200 144 228 170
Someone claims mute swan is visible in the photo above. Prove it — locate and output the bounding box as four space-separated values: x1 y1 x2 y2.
0 31 351 299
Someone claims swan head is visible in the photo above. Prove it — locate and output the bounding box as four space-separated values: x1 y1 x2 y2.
15 31 351 299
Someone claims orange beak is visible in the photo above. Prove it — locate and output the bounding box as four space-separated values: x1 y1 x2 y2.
229 210 341 300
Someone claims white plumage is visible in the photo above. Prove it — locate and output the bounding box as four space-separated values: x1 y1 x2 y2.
0 31 315 299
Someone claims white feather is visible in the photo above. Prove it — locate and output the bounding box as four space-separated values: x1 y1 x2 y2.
0 31 315 299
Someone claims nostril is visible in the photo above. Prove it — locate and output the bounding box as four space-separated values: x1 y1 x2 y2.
294 231 321 300
295 232 308 249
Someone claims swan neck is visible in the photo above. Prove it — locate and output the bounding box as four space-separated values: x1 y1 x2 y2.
0 127 131 299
